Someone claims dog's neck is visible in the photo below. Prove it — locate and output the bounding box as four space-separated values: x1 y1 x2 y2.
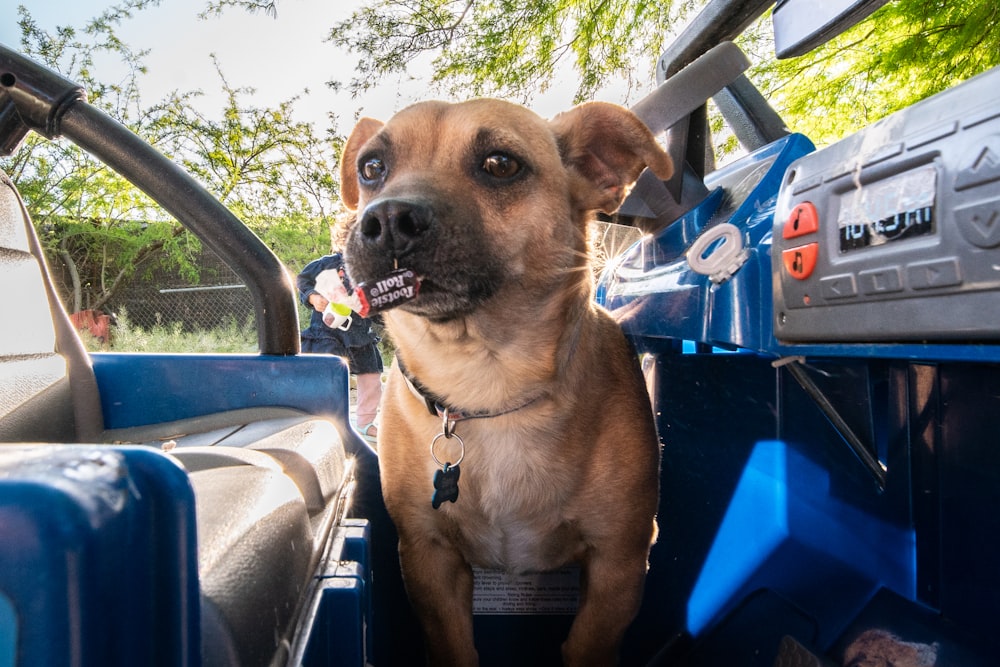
384 278 589 417
395 354 545 422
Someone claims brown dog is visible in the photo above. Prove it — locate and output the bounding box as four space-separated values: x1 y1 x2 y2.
339 99 672 666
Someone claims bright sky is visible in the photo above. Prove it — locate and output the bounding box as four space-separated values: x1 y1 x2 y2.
1 0 399 131
0 0 603 133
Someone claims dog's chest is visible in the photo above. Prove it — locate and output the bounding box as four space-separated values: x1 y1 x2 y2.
440 425 584 572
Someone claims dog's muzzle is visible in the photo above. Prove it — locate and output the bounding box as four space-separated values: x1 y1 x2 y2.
359 198 433 260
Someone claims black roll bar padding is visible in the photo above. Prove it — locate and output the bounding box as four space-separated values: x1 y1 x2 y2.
631 41 751 136
0 43 86 144
0 44 300 355
619 1 791 227
620 41 750 222
0 101 30 157
650 0 786 176
656 0 775 82
713 74 790 151
669 104 714 201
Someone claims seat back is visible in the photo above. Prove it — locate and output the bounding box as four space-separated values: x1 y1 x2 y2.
0 170 103 442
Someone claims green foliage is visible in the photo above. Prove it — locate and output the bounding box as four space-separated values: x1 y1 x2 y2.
151 59 343 218
2 3 344 317
327 0 695 103
260 214 333 271
747 0 1000 147
323 0 998 148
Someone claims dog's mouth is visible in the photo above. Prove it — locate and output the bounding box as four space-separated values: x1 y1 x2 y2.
394 273 500 321
347 255 503 322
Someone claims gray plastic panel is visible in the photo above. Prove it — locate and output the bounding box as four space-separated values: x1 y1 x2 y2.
773 65 1000 343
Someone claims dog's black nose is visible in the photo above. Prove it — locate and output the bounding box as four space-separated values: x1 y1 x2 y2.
359 199 433 258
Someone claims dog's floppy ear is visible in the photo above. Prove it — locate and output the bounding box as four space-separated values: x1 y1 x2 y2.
340 117 385 211
550 102 673 214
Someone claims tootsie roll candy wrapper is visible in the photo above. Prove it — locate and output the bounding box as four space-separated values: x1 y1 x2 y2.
355 268 421 317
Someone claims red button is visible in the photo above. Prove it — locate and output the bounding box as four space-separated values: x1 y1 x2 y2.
783 243 818 280
783 202 819 239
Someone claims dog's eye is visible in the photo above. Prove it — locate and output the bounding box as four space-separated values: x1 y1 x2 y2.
482 153 521 179
360 157 386 183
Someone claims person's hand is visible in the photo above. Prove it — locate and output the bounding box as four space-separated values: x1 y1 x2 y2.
308 292 330 313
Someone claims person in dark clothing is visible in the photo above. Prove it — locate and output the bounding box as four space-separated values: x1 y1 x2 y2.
297 253 383 443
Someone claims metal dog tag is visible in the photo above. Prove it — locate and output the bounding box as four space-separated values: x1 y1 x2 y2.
429 410 465 509
432 463 460 509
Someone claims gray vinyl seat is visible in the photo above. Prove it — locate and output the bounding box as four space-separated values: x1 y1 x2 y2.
0 169 352 666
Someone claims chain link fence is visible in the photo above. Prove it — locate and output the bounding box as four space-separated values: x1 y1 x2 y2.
109 249 256 332
113 282 256 332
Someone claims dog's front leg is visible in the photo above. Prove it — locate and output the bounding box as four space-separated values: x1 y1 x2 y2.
561 553 648 666
398 533 479 666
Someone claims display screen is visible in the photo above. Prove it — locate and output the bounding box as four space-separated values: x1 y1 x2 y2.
838 165 937 253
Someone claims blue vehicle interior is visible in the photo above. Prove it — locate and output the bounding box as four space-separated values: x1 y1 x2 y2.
2 0 999 664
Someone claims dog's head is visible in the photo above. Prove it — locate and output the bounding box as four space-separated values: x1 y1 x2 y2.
339 99 672 322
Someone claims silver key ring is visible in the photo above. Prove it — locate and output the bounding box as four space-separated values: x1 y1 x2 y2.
430 431 465 468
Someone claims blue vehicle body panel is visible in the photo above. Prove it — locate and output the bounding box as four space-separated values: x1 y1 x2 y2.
0 447 200 666
600 132 816 352
91 352 351 430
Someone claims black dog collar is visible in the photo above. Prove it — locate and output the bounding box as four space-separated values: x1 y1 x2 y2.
395 355 542 422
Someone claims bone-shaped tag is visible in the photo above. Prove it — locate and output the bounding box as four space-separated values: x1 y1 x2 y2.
432 463 460 509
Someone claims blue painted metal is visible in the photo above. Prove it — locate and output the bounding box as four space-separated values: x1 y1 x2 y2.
0 592 13 667
597 86 1000 663
300 521 373 667
91 352 351 429
0 447 200 666
686 440 915 642
599 133 816 353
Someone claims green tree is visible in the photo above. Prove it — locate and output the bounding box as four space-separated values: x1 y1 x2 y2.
317 0 995 146
182 0 1000 150
2 3 341 313
195 0 1000 144
747 0 1000 146
147 58 340 267
323 0 692 103
4 5 185 312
